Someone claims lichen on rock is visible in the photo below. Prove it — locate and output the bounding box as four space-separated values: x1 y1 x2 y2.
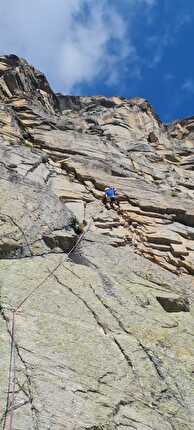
0 55 194 430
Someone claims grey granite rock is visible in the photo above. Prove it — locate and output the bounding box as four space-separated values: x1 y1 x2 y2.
0 56 194 430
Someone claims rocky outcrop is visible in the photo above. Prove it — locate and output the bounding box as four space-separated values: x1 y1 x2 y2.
0 55 194 430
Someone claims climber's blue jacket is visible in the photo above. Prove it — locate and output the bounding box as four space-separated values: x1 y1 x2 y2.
105 187 116 198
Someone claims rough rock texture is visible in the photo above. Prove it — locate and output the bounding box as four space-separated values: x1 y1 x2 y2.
0 55 194 430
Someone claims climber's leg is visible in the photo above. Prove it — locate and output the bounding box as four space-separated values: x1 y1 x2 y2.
115 198 120 208
110 197 120 209
103 195 111 209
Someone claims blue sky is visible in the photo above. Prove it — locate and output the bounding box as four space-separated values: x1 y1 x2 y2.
0 0 193 123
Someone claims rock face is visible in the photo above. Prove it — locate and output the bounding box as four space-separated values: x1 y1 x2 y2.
0 55 194 430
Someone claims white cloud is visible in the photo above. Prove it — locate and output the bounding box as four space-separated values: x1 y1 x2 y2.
0 0 156 93
58 2 130 92
147 30 173 67
181 79 194 94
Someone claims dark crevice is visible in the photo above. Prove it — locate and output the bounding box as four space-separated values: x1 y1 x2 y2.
0 212 33 257
112 337 133 369
112 399 134 417
156 296 190 313
73 388 103 396
0 307 40 429
138 202 194 228
89 284 130 335
138 342 164 380
122 415 154 430
53 273 108 335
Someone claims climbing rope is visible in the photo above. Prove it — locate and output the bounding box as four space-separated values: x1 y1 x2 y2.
0 213 32 258
2 216 94 429
3 311 16 430
16 220 92 312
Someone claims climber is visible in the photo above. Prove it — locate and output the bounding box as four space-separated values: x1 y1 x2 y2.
70 215 87 234
103 186 120 209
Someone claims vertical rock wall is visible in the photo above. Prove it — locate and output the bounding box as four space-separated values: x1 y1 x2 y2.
0 55 194 430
